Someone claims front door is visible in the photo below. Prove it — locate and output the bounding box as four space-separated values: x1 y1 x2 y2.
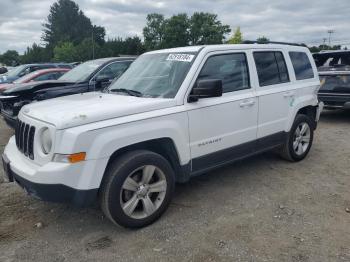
186 52 258 173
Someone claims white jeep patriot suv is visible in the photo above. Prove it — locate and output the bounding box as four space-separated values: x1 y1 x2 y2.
2 44 323 228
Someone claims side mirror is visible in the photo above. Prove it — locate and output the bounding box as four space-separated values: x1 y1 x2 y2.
95 75 110 83
94 75 110 89
188 79 223 102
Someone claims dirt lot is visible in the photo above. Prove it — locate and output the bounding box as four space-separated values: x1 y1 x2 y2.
0 110 349 262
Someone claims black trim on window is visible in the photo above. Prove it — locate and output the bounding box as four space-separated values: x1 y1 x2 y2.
193 52 251 94
253 51 290 87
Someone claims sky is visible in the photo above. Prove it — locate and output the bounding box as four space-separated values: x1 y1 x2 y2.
0 0 350 54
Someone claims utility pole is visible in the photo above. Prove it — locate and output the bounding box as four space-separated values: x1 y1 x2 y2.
322 38 327 50
92 28 95 60
327 30 334 48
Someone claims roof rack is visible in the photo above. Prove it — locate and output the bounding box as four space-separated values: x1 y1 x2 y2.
242 40 304 47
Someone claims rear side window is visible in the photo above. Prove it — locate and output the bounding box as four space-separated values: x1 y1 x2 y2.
253 51 290 86
289 52 314 80
197 53 250 93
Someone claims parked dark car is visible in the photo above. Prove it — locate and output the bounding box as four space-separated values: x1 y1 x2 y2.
0 66 8 75
314 51 350 109
0 68 70 93
0 57 135 128
0 63 73 84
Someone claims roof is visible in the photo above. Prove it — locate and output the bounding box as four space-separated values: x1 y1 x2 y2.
29 68 70 75
85 57 137 63
147 44 309 54
317 50 350 54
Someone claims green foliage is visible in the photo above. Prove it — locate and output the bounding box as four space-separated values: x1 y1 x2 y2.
143 12 231 50
309 44 342 53
227 27 242 44
0 50 20 66
21 43 51 64
143 13 165 50
53 42 77 62
42 0 105 49
257 36 269 44
189 12 231 45
162 14 190 48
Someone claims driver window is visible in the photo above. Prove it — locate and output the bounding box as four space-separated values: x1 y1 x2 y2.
197 53 250 93
95 62 131 80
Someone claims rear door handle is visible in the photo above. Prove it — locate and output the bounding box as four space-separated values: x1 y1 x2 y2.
240 100 255 107
283 91 295 98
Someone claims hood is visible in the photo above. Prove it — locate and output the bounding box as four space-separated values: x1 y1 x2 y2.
0 83 12 91
21 92 177 129
3 80 75 95
0 75 16 84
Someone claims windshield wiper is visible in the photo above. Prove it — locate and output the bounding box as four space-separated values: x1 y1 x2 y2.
108 88 143 97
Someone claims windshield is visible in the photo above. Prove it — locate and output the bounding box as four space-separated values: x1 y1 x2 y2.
58 60 105 82
6 65 26 78
108 52 197 98
313 52 350 68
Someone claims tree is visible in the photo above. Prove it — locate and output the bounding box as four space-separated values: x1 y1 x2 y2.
53 42 77 62
143 12 231 49
189 12 231 45
21 43 51 63
42 0 105 50
0 50 20 66
257 36 269 44
227 27 242 44
162 14 190 48
143 13 165 50
123 36 145 55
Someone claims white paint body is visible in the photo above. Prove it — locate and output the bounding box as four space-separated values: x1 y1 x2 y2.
4 44 322 191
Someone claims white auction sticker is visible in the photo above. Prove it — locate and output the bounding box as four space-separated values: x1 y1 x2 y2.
166 54 195 62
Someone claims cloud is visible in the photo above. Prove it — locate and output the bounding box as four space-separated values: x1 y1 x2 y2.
0 0 349 54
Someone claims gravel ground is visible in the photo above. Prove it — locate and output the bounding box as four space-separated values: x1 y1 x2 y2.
0 110 349 262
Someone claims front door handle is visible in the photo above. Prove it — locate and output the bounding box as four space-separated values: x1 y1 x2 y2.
240 100 255 107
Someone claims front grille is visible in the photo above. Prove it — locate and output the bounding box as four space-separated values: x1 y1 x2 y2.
15 120 36 160
0 101 14 115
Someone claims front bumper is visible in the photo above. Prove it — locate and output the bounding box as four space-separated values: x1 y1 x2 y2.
1 110 17 129
2 137 99 207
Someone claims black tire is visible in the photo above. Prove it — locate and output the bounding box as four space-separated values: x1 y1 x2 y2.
280 114 314 162
100 150 175 228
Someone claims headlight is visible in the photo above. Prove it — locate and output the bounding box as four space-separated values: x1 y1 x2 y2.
40 127 52 154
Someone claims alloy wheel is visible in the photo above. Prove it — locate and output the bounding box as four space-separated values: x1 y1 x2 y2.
120 165 167 219
293 122 311 156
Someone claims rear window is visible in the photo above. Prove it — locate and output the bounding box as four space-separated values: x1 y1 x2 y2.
289 52 314 80
253 51 290 86
313 52 350 68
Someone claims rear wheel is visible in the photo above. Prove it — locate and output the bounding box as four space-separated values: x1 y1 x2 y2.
100 150 175 228
280 114 314 162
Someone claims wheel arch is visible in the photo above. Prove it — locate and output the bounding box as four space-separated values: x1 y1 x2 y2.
287 104 318 132
103 138 190 185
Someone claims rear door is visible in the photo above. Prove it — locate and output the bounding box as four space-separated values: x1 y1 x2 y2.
253 50 293 146
187 51 258 173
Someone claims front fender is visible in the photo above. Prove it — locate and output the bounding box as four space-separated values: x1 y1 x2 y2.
55 112 191 167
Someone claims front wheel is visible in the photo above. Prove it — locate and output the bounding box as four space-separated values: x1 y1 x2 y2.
280 114 314 162
100 150 175 228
